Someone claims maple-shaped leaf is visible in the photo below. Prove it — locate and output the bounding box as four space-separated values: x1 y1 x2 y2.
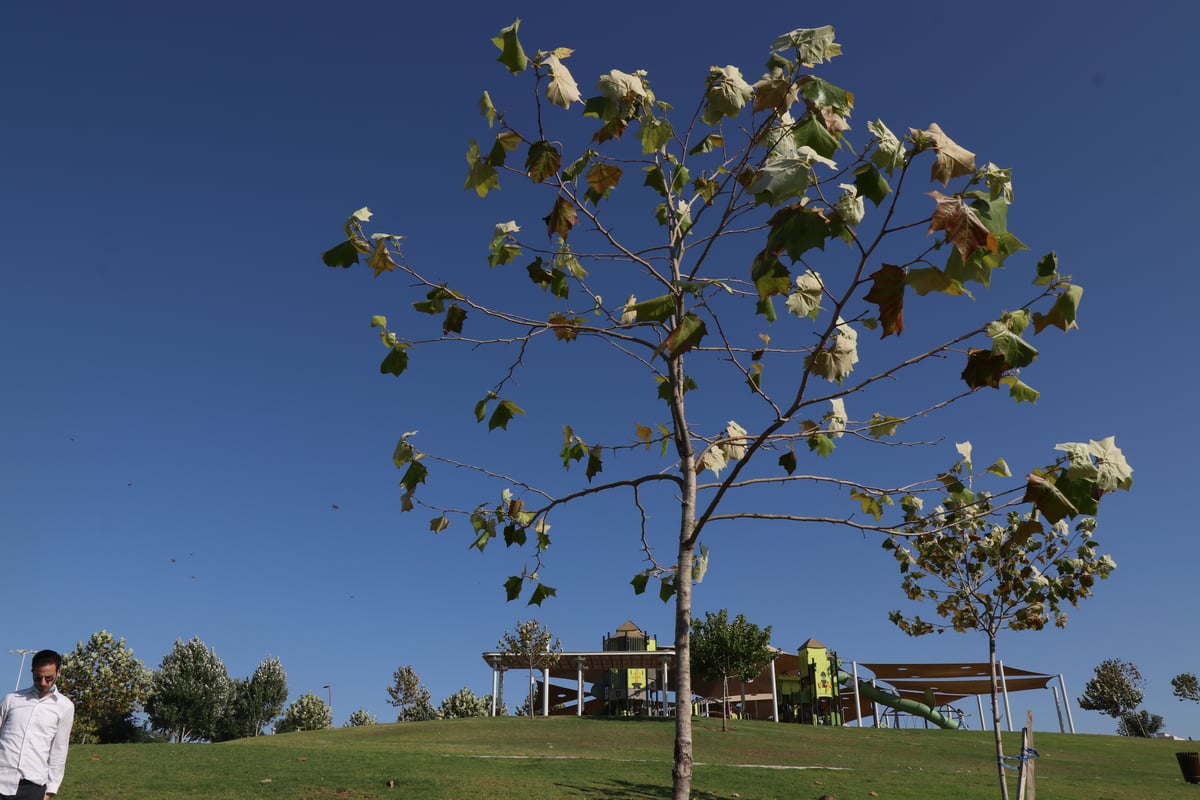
752 67 798 113
486 131 521 167
464 140 500 198
639 117 673 155
630 573 650 595
488 399 525 431
625 294 674 323
479 91 497 128
868 413 904 438
778 449 797 475
868 119 905 173
492 20 528 75
504 575 523 602
399 461 427 495
442 305 466 335
543 54 581 108
321 240 360 269
688 133 725 155
1023 472 1078 525
986 320 1037 369
430 515 450 534
526 140 561 184
919 123 976 186
749 151 832 206
960 347 1007 390
528 582 557 606
1001 375 1040 403
379 345 408 377
928 191 997 264
806 318 859 383
1033 284 1083 333
658 313 707 360
584 162 623 204
1034 251 1059 286
585 445 603 481
863 264 905 337
785 269 824 319
701 65 754 125
766 204 830 261
366 239 397 277
543 195 577 239
906 266 969 298
548 312 584 341
770 26 842 67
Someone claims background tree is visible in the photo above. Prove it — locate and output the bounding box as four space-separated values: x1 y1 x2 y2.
1078 658 1146 733
497 620 562 718
689 610 773 732
1117 709 1164 738
1172 672 1199 704
59 630 152 744
274 692 332 733
145 636 231 743
886 444 1128 799
325 22 1121 799
212 659 287 741
439 687 492 719
345 707 377 726
386 665 439 722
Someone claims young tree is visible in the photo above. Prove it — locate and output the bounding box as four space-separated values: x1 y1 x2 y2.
885 442 1128 799
386 665 439 722
145 636 231 743
689 610 773 732
213 658 288 741
274 692 332 733
345 707 377 726
497 620 562 718
1078 658 1146 727
58 630 152 744
325 22 1119 798
439 687 492 719
1172 672 1199 704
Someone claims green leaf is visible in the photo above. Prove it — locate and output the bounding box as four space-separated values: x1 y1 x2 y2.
528 583 557 606
625 294 674 323
562 148 598 182
658 313 707 360
442 305 467 335
1023 472 1078 524
399 461 427 494
987 321 1038 369
1033 284 1083 333
986 458 1012 478
1034 251 1059 286
504 576 523 601
321 240 360 269
1001 375 1040 403
792 112 839 158
465 140 500 198
797 76 854 117
906 266 968 297
492 20 528 75
479 91 497 128
751 251 791 303
766 204 830 261
503 523 527 547
630 573 650 595
748 158 817 205
770 26 842 67
488 399 525 431
850 489 892 521
701 65 753 125
853 164 892 206
585 445 603 481
525 140 561 183
658 578 677 603
380 345 409 376
689 133 724 155
639 117 673 154
867 413 904 438
807 433 835 457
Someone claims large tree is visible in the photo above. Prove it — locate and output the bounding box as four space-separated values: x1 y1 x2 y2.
497 620 562 718
58 630 152 744
885 442 1129 799
325 22 1119 798
145 636 231 743
689 610 773 732
1171 672 1199 704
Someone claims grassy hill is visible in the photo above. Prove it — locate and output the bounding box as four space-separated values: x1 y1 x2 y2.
64 716 1198 799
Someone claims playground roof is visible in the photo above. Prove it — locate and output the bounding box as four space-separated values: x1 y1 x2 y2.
859 662 1052 681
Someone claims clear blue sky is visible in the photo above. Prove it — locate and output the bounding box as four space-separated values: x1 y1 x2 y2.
3 1 1197 740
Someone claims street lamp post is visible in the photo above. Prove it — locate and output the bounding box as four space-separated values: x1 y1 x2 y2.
9 649 37 691
322 683 333 726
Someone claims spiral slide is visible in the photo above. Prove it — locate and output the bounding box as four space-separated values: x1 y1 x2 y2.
852 678 960 730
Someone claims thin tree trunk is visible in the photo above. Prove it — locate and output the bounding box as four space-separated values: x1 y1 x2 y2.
989 632 1010 800
672 542 695 800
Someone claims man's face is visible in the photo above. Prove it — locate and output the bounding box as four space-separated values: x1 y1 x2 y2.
31 664 58 697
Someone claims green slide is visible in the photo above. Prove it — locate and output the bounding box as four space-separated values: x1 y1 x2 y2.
851 677 960 730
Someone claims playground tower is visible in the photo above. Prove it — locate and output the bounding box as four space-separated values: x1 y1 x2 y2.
598 620 658 715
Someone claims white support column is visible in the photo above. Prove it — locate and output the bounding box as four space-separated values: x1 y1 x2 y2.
770 657 779 722
1051 684 1065 733
999 661 1013 732
976 694 984 731
1059 674 1076 733
491 662 499 717
851 662 863 727
871 679 881 728
543 667 551 717
662 657 670 716
576 658 586 717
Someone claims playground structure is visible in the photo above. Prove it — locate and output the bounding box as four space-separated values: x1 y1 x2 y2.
482 622 1077 733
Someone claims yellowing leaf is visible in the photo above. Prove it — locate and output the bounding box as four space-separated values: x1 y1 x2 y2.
770 26 842 66
927 191 997 264
863 264 905 337
543 195 577 239
919 123 976 186
701 65 754 125
544 54 581 108
784 269 824 319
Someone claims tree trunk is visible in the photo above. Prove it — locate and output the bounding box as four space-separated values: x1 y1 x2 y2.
989 632 1010 800
672 542 695 800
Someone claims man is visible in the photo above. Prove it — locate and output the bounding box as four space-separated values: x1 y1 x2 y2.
0 650 74 799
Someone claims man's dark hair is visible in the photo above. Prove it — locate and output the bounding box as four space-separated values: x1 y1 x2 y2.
31 650 61 670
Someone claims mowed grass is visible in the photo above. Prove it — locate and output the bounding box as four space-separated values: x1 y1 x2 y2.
65 716 1199 799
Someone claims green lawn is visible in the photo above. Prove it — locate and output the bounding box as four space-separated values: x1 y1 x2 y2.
63 716 1199 799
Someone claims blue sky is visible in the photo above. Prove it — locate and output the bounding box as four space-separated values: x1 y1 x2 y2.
3 1 1197 741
